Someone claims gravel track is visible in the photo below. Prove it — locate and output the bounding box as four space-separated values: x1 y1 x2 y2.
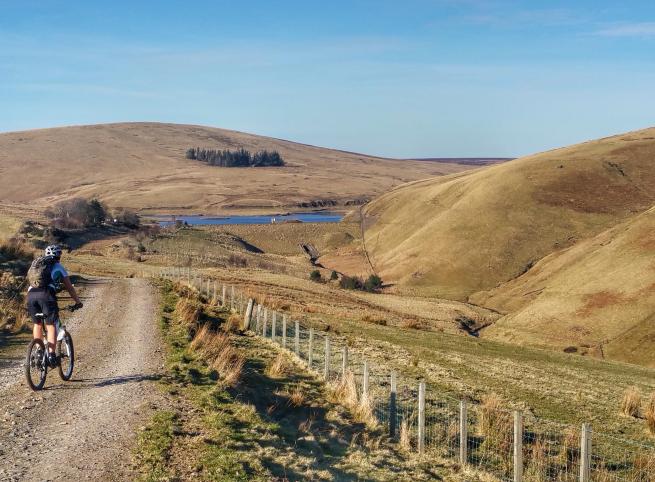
0 278 165 481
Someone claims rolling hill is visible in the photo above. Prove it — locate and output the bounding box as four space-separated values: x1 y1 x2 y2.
0 122 470 213
363 127 655 363
472 206 655 366
364 127 655 298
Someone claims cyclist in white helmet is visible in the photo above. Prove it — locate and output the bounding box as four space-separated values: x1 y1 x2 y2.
26 245 83 366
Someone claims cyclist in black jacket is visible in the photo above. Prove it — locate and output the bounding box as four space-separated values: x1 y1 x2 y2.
26 245 82 366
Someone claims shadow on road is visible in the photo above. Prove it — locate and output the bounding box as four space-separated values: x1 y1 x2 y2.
44 373 162 391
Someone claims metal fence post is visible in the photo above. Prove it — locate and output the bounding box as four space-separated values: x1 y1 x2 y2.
294 321 300 355
390 372 397 438
324 335 330 380
418 382 426 455
272 312 277 343
363 360 369 400
308 328 314 367
282 315 287 349
341 345 348 378
580 423 592 482
514 411 523 482
459 400 468 465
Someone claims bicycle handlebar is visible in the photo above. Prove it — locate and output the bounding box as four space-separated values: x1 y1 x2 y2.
67 302 83 312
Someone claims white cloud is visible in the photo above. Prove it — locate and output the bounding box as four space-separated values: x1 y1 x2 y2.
594 22 655 37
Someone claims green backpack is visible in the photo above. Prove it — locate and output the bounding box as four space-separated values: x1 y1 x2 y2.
27 255 56 289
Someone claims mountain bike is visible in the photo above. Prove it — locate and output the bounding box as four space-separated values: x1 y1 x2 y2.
24 304 80 391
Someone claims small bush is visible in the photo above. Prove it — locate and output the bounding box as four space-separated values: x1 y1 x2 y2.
226 254 248 268
309 270 322 282
330 270 339 280
363 274 383 292
621 386 642 418
339 275 363 290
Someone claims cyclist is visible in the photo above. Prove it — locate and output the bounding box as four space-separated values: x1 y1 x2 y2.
26 245 83 366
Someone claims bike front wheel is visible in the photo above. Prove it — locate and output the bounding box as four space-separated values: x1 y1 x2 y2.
25 339 47 391
57 333 74 381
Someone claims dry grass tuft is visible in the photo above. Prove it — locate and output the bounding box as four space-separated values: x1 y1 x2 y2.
477 393 513 459
266 353 290 379
401 318 421 330
632 452 655 479
189 325 244 387
646 392 655 435
287 385 306 407
175 297 203 325
621 386 642 418
210 342 244 387
223 313 242 333
399 418 412 452
524 437 548 480
328 371 376 427
361 314 386 326
330 371 359 408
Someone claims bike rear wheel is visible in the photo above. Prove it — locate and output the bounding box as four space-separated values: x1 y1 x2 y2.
57 333 74 381
25 339 47 391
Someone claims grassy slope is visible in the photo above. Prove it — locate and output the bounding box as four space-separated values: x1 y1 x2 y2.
363 127 655 300
473 206 655 365
0 122 470 213
135 280 470 481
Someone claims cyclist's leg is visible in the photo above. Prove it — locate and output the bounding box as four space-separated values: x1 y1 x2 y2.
45 325 56 353
43 289 59 354
26 290 42 340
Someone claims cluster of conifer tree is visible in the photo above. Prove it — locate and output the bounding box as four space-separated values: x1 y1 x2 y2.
185 147 285 167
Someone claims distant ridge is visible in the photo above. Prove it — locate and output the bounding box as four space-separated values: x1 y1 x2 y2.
410 157 514 166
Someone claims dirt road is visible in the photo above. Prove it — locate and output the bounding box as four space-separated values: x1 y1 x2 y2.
0 278 165 481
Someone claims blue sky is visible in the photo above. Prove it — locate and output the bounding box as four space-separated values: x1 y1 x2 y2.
1 1 654 157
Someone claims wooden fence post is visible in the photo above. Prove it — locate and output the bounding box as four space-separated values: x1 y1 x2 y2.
579 423 592 482
418 382 426 455
222 284 227 306
514 411 523 482
459 400 468 465
256 305 261 334
324 335 330 380
262 309 268 338
213 281 217 303
308 328 314 367
363 360 369 400
294 321 300 355
390 372 397 438
230 286 235 311
271 312 277 343
243 299 254 330
341 345 348 378
282 315 287 349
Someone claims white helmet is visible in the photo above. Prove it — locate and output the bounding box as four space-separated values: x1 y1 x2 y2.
45 245 62 258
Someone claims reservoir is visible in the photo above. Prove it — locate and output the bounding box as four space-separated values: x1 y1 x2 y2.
155 212 344 227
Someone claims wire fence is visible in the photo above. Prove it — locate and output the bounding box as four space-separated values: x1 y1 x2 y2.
157 268 655 482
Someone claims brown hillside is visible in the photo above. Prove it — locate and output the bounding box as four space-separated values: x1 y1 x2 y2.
0 122 470 213
363 127 655 300
473 206 655 366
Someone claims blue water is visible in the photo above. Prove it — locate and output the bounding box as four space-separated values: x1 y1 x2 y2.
155 212 343 227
